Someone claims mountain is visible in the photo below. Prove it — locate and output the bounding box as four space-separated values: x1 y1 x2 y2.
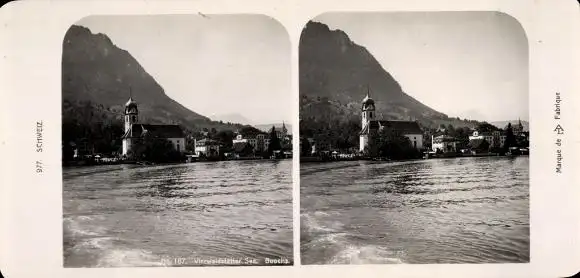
62 25 240 132
211 113 253 125
455 109 489 123
299 21 479 129
491 120 529 131
254 123 293 134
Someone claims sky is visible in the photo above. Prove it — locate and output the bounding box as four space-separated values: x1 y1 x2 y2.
314 11 529 122
77 14 291 125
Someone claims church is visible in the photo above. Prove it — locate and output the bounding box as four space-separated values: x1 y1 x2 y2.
121 97 186 156
359 91 424 153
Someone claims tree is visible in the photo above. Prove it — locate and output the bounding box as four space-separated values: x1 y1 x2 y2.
300 116 361 153
233 142 254 157
517 133 529 148
62 99 124 159
477 122 498 133
301 138 312 157
239 126 263 137
62 143 75 162
268 126 282 154
503 123 517 151
376 129 420 159
365 133 380 157
213 130 235 149
446 124 455 135
453 126 471 150
130 136 182 163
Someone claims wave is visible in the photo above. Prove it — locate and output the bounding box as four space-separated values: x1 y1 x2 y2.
64 214 164 268
96 248 166 267
301 230 404 265
301 211 404 265
328 245 404 264
64 216 106 237
64 232 165 267
301 211 341 234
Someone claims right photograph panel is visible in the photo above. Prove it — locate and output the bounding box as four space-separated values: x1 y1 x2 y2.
299 12 529 264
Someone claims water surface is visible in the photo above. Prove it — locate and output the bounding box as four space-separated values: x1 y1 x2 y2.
63 160 293 267
300 156 529 264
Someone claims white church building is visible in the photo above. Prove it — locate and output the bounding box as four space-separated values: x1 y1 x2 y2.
359 90 424 152
121 97 186 156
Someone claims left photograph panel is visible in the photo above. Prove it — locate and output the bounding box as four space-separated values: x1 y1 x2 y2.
61 14 293 267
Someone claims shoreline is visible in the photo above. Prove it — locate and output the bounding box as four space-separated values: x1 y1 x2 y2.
62 157 292 168
300 153 529 163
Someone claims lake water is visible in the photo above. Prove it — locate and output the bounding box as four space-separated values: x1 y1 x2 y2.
301 156 529 264
63 160 293 267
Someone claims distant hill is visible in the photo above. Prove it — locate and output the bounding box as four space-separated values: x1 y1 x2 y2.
62 25 240 132
299 21 480 129
211 113 253 125
491 120 529 131
255 123 292 134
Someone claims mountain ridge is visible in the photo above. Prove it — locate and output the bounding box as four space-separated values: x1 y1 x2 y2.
491 120 529 131
254 123 293 134
211 113 253 125
62 25 243 132
299 21 479 129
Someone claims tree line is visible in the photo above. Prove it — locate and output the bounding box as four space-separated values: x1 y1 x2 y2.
62 99 290 163
300 114 529 159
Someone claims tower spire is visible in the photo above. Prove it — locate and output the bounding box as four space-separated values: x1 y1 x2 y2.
366 84 370 98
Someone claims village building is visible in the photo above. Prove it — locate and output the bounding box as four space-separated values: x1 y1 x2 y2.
468 131 495 148
232 133 248 144
194 138 221 157
278 122 293 149
512 119 525 136
468 121 528 153
121 97 186 156
232 133 260 153
231 125 290 154
431 135 459 153
492 130 505 148
359 91 423 152
277 122 289 141
256 134 266 152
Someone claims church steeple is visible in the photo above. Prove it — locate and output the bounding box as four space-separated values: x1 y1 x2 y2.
282 121 287 135
516 117 524 133
361 85 375 129
124 92 138 133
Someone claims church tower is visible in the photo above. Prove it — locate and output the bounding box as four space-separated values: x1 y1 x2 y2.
124 97 138 132
122 96 138 156
361 88 375 129
359 87 376 153
282 121 288 136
